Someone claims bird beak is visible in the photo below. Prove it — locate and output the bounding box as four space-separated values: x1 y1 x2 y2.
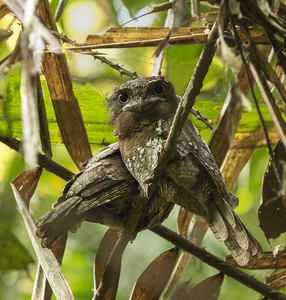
122 96 163 112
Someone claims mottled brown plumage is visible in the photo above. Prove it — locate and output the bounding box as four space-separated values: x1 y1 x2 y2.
108 76 262 266
36 143 174 249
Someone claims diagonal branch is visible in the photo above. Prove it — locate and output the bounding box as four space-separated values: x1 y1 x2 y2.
151 225 286 300
150 20 219 196
0 136 74 181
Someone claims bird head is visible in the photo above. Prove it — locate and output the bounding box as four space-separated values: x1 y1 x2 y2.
108 76 177 136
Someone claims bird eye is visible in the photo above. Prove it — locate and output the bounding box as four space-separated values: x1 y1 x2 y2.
118 93 129 103
154 83 166 95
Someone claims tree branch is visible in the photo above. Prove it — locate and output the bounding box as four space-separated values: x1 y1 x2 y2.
151 225 286 300
0 136 74 181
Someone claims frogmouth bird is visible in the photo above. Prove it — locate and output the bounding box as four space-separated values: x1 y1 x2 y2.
36 76 261 266
107 75 262 266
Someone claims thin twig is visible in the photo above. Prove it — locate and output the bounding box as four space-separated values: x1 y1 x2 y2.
120 1 178 27
0 136 74 181
51 31 141 79
160 20 219 167
84 53 140 79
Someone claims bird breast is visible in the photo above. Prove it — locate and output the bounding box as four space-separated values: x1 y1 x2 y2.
118 120 164 197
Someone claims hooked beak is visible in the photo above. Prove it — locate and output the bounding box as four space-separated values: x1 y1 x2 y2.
122 96 164 112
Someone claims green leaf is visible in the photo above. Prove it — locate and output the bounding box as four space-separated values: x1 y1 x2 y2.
166 44 227 96
0 71 281 147
0 72 117 145
0 225 34 270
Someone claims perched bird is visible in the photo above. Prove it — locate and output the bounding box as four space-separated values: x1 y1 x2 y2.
36 143 174 249
108 75 262 266
36 91 210 249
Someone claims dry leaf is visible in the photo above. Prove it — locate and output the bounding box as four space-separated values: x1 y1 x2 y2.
39 0 92 170
12 166 42 207
170 279 191 300
94 228 120 300
266 269 286 291
130 247 179 300
177 207 193 236
188 273 224 300
259 140 286 239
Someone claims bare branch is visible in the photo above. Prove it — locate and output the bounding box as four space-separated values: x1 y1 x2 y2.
151 225 286 300
0 136 74 181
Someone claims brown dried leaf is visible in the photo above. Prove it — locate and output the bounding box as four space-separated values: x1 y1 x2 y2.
0 0 9 18
94 229 120 300
162 217 208 300
188 273 224 300
259 140 286 240
39 0 92 169
12 166 42 207
267 269 286 284
170 279 191 300
222 129 280 191
171 273 223 300
221 147 254 190
177 207 193 236
208 80 245 167
86 26 206 43
130 247 179 300
266 269 286 292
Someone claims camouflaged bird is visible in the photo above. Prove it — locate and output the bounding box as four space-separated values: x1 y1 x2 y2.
108 75 262 266
36 144 174 249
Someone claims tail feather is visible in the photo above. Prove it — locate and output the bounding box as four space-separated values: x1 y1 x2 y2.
216 198 236 228
224 235 251 266
228 216 249 251
207 199 262 266
36 196 86 248
207 203 228 242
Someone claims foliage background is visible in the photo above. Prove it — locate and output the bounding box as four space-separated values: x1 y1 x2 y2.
0 0 281 299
